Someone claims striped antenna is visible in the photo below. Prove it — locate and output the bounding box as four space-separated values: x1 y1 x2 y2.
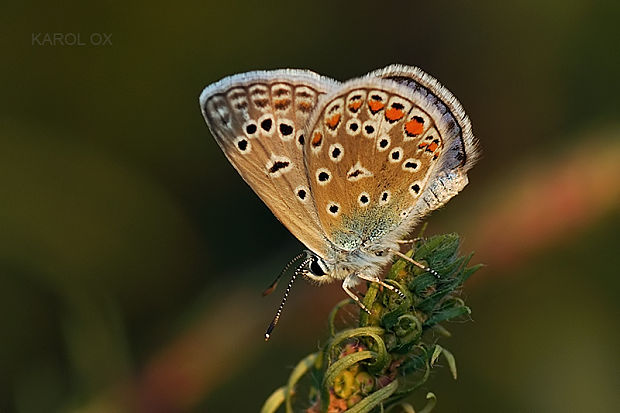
262 251 307 297
264 257 311 341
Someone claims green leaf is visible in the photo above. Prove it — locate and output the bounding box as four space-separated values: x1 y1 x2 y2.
442 347 458 380
360 282 381 327
285 352 319 412
386 402 416 413
430 345 443 366
418 392 437 413
460 263 484 283
326 327 387 371
399 345 431 375
430 344 457 379
414 234 459 262
328 299 356 337
346 379 399 413
424 305 471 327
381 280 414 329
260 386 286 413
409 273 436 297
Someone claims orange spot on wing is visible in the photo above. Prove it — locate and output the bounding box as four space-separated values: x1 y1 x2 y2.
311 131 323 146
418 142 428 149
298 101 313 111
274 98 291 110
348 101 362 111
405 119 424 136
427 142 439 152
325 114 341 129
385 107 405 121
368 100 385 113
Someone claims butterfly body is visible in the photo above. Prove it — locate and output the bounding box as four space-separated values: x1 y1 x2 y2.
200 64 477 302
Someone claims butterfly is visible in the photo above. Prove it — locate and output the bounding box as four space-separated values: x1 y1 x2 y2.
199 65 478 339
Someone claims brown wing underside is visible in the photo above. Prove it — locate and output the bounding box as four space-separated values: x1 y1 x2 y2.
304 81 443 250
201 71 338 256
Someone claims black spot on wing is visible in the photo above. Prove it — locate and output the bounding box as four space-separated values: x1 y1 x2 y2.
279 123 293 136
269 161 289 174
261 118 272 131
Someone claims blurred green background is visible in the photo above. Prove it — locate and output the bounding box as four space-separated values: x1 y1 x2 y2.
1 1 619 412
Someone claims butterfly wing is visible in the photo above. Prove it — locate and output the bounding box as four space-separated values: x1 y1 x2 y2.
200 70 340 256
303 67 478 251
370 65 479 216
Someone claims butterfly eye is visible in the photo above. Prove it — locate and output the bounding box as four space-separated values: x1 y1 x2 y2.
309 256 327 277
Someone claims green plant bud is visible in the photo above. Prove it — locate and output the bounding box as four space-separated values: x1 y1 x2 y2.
355 372 375 394
333 370 356 399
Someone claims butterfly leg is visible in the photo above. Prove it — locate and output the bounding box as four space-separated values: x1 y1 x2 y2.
388 248 441 278
356 273 407 301
343 274 371 314
396 238 422 245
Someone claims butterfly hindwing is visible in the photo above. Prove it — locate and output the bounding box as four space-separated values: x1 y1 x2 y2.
370 65 479 217
200 70 340 256
303 71 477 251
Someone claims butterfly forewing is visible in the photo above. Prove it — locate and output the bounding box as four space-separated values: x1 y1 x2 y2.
200 70 340 256
304 76 468 251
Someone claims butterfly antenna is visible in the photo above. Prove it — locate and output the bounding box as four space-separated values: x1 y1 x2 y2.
262 252 307 297
264 258 311 341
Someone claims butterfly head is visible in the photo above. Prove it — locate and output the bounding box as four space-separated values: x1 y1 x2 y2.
299 252 332 284
302 238 400 285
